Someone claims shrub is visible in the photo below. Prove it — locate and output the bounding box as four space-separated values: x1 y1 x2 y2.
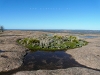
17 35 88 51
0 26 4 32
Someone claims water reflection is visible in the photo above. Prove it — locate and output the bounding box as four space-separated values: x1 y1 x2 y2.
0 51 100 75
23 51 84 70
79 36 99 39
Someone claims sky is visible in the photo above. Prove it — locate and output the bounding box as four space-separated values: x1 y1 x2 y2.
0 0 100 30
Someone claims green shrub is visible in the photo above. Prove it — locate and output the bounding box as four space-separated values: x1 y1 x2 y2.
0 26 4 32
17 35 88 51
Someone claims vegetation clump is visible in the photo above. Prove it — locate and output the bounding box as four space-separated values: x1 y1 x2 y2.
17 35 88 51
0 26 4 32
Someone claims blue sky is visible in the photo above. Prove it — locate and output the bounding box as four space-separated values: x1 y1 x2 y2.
0 0 100 30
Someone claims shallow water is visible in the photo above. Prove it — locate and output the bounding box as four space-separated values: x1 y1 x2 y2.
0 51 100 75
23 51 84 70
79 36 99 39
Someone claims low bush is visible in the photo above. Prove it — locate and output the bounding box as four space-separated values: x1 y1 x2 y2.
17 35 88 51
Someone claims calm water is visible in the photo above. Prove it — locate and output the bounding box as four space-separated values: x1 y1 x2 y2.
22 51 85 70
68 30 100 34
0 51 86 75
79 36 99 39
0 51 100 75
